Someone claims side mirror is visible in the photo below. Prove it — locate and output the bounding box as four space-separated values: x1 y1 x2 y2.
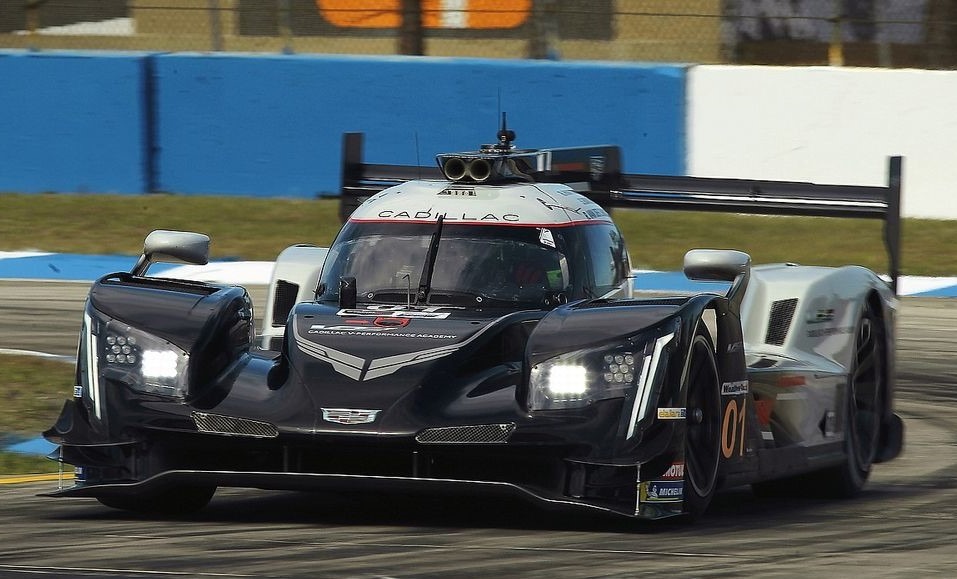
683 249 750 283
684 249 751 314
131 230 210 276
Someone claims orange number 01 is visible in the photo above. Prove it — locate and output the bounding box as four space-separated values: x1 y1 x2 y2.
721 398 747 459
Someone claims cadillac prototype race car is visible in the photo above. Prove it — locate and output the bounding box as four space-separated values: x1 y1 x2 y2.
44 122 905 521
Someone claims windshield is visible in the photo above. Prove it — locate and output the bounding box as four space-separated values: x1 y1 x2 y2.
319 222 628 308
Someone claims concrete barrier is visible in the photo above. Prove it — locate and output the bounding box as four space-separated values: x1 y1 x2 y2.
153 53 686 196
0 50 686 197
0 50 148 193
688 65 957 219
16 50 957 219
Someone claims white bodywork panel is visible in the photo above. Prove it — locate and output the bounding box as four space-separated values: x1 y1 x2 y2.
738 263 896 448
261 245 329 341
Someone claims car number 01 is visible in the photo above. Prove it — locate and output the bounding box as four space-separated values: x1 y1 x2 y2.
721 398 747 458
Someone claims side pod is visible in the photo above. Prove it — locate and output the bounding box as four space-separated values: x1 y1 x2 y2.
260 245 330 349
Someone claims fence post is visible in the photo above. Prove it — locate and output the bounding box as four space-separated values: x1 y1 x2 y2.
279 0 294 54
828 0 844 66
399 0 424 55
528 0 559 59
207 0 223 51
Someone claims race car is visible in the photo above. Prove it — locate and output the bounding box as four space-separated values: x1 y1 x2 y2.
43 120 904 521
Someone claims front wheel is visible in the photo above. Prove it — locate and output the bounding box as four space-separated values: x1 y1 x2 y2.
683 327 722 519
97 485 216 515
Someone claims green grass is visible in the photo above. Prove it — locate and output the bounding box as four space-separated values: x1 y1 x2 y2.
1 355 73 437
0 192 343 262
0 356 73 475
0 451 59 475
2 192 955 275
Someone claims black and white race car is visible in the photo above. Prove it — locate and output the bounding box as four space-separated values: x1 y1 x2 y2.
44 121 904 521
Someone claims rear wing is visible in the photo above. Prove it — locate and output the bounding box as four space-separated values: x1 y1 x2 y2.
339 132 903 293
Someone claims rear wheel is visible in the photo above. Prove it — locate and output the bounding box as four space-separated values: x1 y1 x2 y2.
683 327 721 519
823 299 885 496
97 485 216 515
751 299 886 499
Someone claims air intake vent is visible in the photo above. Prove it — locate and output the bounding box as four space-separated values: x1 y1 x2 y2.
415 423 516 444
765 298 798 346
192 412 279 438
271 279 300 327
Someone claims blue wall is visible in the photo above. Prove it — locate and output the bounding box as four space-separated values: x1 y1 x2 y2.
0 51 147 193
0 50 687 197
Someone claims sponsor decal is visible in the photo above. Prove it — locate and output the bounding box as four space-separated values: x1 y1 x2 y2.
662 462 684 480
539 227 555 248
308 325 457 339
310 324 395 333
721 380 749 396
807 326 854 338
754 398 774 426
295 313 496 381
640 480 684 503
807 308 835 323
376 209 519 222
338 317 411 328
657 408 686 420
535 198 608 220
727 341 744 353
438 187 476 197
721 398 748 458
337 305 455 319
321 408 381 425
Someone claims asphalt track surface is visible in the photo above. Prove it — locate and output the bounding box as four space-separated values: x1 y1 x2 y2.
1 281 956 578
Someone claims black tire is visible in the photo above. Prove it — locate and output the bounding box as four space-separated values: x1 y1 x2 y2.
97 485 216 515
683 327 722 519
822 299 885 497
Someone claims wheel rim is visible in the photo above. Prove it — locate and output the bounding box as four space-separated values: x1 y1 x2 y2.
849 306 883 471
685 337 721 498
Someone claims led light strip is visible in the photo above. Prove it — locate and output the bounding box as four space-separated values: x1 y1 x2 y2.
83 311 102 420
626 332 675 439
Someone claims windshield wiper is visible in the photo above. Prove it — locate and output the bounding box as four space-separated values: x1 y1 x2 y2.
415 215 445 305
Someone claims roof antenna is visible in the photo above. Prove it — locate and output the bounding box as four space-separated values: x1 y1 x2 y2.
414 131 421 179
496 112 515 151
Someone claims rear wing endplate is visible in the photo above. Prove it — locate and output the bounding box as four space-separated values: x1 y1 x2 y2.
339 132 903 294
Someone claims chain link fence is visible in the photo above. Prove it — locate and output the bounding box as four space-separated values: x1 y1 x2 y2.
1 1 955 68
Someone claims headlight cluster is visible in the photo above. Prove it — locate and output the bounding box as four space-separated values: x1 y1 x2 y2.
528 329 676 418
104 333 137 365
602 352 637 385
99 320 189 399
529 345 640 411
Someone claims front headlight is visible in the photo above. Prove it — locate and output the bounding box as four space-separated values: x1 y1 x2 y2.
528 328 676 416
98 319 189 399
